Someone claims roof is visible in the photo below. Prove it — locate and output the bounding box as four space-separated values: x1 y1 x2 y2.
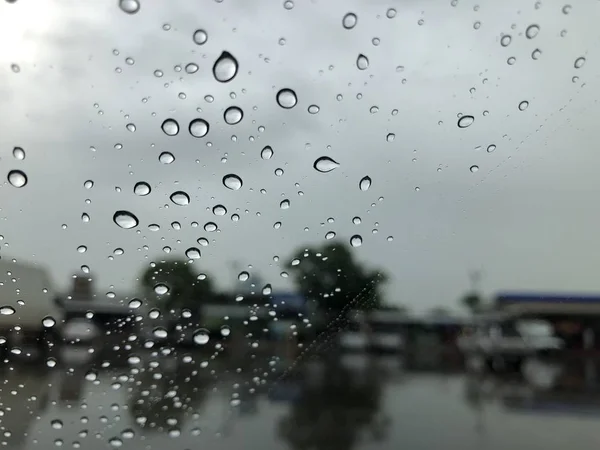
497 292 600 304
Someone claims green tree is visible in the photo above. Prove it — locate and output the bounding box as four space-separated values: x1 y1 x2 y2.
286 241 387 314
139 259 215 311
461 292 482 314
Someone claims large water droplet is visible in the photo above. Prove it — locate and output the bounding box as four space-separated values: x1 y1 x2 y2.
261 146 273 160
42 316 56 328
221 325 231 337
186 247 201 259
189 118 209 138
7 170 27 187
193 29 208 45
159 152 175 164
213 51 238 83
325 231 336 240
574 56 586 69
238 271 249 281
224 106 243 125
134 181 151 196
193 329 210 345
170 191 190 206
313 156 340 173
470 165 479 173
386 8 396 18
128 298 142 309
262 284 272 295
308 104 320 114
350 235 363 247
213 204 227 216
276 88 297 109
0 306 15 315
185 63 199 74
500 34 511 47
359 176 371 191
356 54 369 70
525 24 540 39
342 12 357 29
518 100 529 111
280 199 290 209
154 283 169 295
113 210 139 229
161 119 179 136
51 419 63 430
457 115 474 128
119 0 140 14
12 147 25 160
204 222 217 232
386 133 395 142
223 174 243 190
126 123 136 132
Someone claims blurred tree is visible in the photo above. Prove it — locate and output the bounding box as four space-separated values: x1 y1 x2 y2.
140 259 215 311
428 306 452 317
286 242 387 314
461 292 482 314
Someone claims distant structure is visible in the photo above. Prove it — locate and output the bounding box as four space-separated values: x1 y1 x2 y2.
70 274 93 301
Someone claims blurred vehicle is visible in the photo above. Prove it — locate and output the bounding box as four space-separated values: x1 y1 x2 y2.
0 260 63 359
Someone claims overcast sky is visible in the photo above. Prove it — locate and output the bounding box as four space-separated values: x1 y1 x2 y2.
0 0 598 313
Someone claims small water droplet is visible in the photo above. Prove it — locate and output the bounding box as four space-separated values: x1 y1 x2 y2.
213 204 227 216
193 329 210 345
186 247 201 259
562 4 572 14
126 123 136 132
12 147 25 160
500 34 511 47
42 316 56 328
457 115 474 128
213 51 238 83
223 174 243 190
238 271 249 281
325 231 336 240
574 56 586 69
313 156 340 173
531 48 542 60
353 216 362 224
487 144 496 153
193 29 208 45
189 118 210 138
185 63 199 74
118 0 139 14
224 106 243 124
0 306 15 316
154 69 163 78
113 210 139 229
342 12 357 29
261 146 273 160
276 88 297 109
470 165 479 173
154 283 169 295
308 104 320 114
386 133 395 142
386 8 396 18
77 245 87 253
356 54 369 70
170 191 190 206
518 100 529 111
109 437 123 448
204 222 217 232
359 176 371 191
128 298 142 309
81 213 90 223
262 284 272 295
7 170 27 187
161 119 179 136
51 419 63 430
283 0 294 9
525 24 540 39
221 325 231 336
507 56 516 65
280 199 290 209
159 152 175 164
134 181 151 196
350 235 363 247
473 21 481 30
10 63 20 73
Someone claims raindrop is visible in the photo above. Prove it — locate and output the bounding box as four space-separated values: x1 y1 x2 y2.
457 115 474 128
51 419 63 430
81 213 90 223
197 237 209 246
119 0 140 14
113 210 139 229
518 100 529 111
204 222 217 232
342 12 357 29
10 63 20 73
171 221 181 230
77 245 87 253
308 104 320 114
507 56 516 65
574 57 586 69
154 69 163 77
0 306 15 316
161 119 179 136
109 437 123 448
352 216 362 224
359 176 371 191
221 325 231 337
325 231 336 240
313 156 339 173
500 34 511 47
238 271 249 281
189 118 210 138
356 54 369 70
470 165 479 173
283 0 294 9
262 284 272 295
126 123 136 132
531 48 542 60
159 152 175 164
386 133 395 142
280 199 290 209
224 106 243 124
42 316 56 328
386 8 396 18
7 170 27 187
128 299 142 309
153 327 167 338
134 182 151 196
154 283 169 295
350 235 363 247
193 29 208 45
213 51 238 83
487 144 496 153
223 174 243 190
186 247 201 259
525 24 540 39
170 191 190 206
213 204 227 216
562 4 571 14
276 88 297 109
261 146 274 160
193 329 210 345
185 63 199 74
12 147 25 160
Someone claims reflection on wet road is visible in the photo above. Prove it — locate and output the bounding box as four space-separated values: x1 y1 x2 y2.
3 350 600 450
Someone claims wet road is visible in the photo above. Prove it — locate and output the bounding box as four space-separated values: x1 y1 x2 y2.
3 349 600 450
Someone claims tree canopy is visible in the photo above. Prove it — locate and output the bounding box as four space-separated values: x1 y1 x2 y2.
461 292 482 314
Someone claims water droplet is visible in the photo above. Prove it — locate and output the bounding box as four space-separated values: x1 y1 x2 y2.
276 88 297 109
213 51 238 83
350 235 363 247
507 56 516 65
197 237 209 246
574 56 586 69
77 245 87 253
7 170 27 187
10 63 20 73
470 165 479 173
51 419 63 430
359 176 371 191
204 222 217 232
525 24 540 39
562 4 572 14
386 133 395 142
0 306 15 315
531 48 542 60
325 231 336 240
109 437 123 448
113 210 139 229
261 146 273 160
119 0 139 14
83 180 94 189
342 12 357 29
186 247 201 259
221 325 231 336
159 152 175 164
42 316 56 328
154 69 163 77
283 0 294 9
126 123 136 132
500 34 511 47
356 54 369 70
170 191 190 206
352 216 362 224
223 174 243 190
12 147 25 160
386 8 396 18
457 115 474 128
518 100 529 111
308 104 320 114
161 119 179 136
473 21 481 30
81 212 90 223
262 284 272 295
313 156 339 173
280 199 290 209
487 144 496 153
128 298 142 309
238 271 249 281
154 283 169 295
185 63 199 74
193 329 210 345
189 118 210 138
224 106 243 124
193 29 208 45
213 204 227 216
134 181 151 196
